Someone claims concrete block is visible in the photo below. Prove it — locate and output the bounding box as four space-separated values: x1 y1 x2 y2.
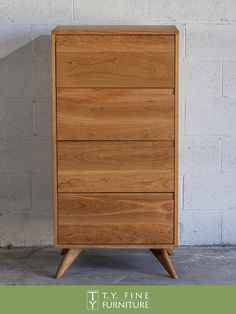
222 211 236 244
0 62 51 99
185 61 222 102
186 24 236 61
73 0 148 23
0 138 51 173
33 99 52 136
179 210 221 245
33 62 51 99
33 175 52 212
149 0 222 23
0 24 33 62
180 136 220 171
0 62 35 98
0 0 72 23
184 173 236 210
176 24 186 49
0 175 31 211
0 138 32 173
178 176 184 211
177 26 187 136
186 97 236 136
223 62 236 97
32 137 52 174
0 99 33 137
222 137 236 170
0 212 53 246
224 0 236 21
32 25 55 62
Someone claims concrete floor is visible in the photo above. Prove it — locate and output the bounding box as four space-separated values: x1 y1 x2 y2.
0 246 235 285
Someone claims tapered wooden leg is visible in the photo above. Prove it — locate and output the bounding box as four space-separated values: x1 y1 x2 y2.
55 249 82 279
150 249 178 279
60 249 68 255
167 248 173 256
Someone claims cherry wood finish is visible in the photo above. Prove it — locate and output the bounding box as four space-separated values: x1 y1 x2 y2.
58 141 174 171
52 32 58 248
58 193 174 245
57 88 174 141
52 25 179 279
56 34 175 52
57 54 174 88
58 141 174 193
55 249 81 279
150 249 177 279
60 249 68 255
52 25 179 35
56 34 174 88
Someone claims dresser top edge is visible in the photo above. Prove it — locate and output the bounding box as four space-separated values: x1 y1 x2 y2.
52 25 179 35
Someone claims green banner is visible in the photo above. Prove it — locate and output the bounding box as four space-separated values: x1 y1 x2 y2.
0 286 235 314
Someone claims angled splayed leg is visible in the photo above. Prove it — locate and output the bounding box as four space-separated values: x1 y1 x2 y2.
150 249 177 279
55 249 82 279
60 249 68 255
166 248 173 256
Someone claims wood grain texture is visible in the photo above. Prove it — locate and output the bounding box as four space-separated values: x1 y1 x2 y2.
51 32 58 245
54 243 177 250
58 170 174 193
58 193 174 245
150 249 177 279
58 141 174 171
56 35 175 52
174 33 179 245
52 25 179 35
58 141 174 192
57 52 174 88
52 27 179 255
55 249 82 279
56 35 174 88
55 244 176 249
57 88 174 140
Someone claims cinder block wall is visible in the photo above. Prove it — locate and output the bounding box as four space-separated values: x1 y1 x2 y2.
0 0 235 246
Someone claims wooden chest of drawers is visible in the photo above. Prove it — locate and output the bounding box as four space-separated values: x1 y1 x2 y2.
52 26 179 279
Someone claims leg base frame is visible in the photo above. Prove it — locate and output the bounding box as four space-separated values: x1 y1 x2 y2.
55 248 177 279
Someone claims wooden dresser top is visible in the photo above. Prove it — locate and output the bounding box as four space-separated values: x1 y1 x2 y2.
52 25 179 35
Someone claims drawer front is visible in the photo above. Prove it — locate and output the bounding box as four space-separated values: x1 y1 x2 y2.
56 35 175 88
57 88 174 141
58 141 174 193
58 193 174 245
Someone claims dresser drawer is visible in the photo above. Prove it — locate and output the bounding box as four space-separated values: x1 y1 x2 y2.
57 88 174 141
56 35 175 88
58 193 174 245
58 141 174 193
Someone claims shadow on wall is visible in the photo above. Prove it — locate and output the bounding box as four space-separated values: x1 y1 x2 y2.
0 35 53 247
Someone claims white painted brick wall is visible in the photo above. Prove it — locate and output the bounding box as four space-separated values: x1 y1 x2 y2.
149 0 223 23
0 0 73 24
180 211 222 245
185 61 222 101
180 137 220 171
223 62 236 97
186 97 236 136
186 25 236 61
0 0 235 246
222 138 236 170
224 0 236 21
184 174 236 210
73 0 149 24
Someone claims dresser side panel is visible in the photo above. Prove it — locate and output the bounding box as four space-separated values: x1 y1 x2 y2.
52 32 58 246
174 33 179 245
